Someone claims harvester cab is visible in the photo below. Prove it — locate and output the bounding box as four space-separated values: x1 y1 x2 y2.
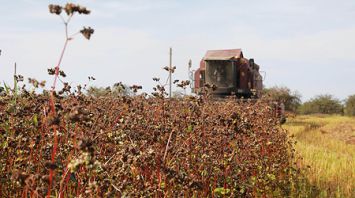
189 48 286 124
192 49 263 98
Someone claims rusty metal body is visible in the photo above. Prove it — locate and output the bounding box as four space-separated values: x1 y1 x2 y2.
193 49 263 98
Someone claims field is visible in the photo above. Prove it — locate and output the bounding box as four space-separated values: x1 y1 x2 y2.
1 84 355 197
284 115 355 197
0 87 306 197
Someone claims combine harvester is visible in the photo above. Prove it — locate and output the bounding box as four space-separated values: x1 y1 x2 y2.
190 49 285 123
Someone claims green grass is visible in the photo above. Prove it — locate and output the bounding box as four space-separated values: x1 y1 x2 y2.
284 115 355 197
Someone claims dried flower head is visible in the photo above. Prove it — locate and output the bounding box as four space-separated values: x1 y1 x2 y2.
177 80 190 88
49 4 62 15
59 70 66 78
88 76 96 81
48 68 55 75
78 6 91 15
62 82 71 93
129 85 143 93
64 3 76 15
163 66 176 73
14 75 24 82
63 3 91 15
80 27 94 40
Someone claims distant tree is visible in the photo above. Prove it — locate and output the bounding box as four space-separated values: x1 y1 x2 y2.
298 94 343 115
86 83 131 97
262 86 301 113
172 90 185 98
344 94 355 116
86 86 110 97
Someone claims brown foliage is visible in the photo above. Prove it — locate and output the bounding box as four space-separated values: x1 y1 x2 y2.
0 92 299 197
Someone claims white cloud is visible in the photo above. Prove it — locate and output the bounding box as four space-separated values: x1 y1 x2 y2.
228 27 355 62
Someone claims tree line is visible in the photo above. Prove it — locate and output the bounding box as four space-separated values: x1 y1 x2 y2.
263 86 355 116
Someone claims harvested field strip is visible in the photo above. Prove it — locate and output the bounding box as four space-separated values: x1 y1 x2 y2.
284 115 355 197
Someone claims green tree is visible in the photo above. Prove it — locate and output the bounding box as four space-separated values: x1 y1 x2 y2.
298 94 343 115
344 94 355 116
262 86 301 113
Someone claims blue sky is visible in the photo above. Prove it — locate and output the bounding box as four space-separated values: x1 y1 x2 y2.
1 0 354 101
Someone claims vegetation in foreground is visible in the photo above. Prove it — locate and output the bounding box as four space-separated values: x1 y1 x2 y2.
284 115 355 197
1 87 307 197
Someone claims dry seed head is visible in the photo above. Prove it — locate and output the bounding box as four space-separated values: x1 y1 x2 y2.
59 70 66 78
78 6 91 14
88 76 96 81
130 85 142 93
80 27 94 40
64 3 91 15
14 75 24 82
64 3 76 15
49 4 62 15
163 66 176 73
177 80 190 88
47 68 55 75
